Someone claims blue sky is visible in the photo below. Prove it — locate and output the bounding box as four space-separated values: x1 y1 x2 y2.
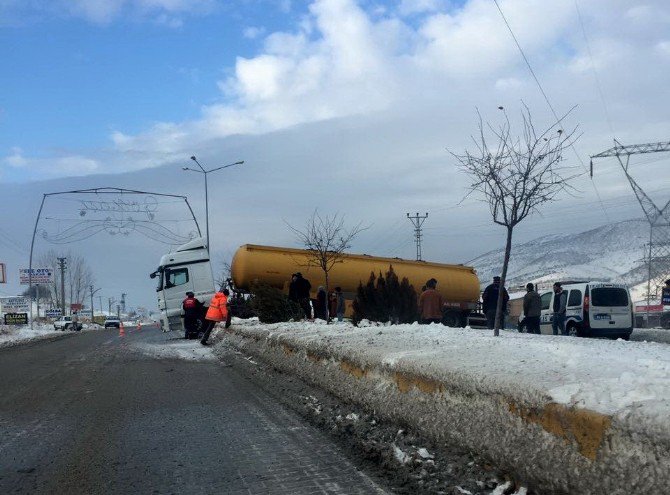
0 1 307 173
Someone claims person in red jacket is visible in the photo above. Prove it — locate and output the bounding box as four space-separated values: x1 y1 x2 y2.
200 288 229 345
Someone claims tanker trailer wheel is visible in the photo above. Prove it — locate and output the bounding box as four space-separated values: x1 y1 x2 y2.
442 311 461 328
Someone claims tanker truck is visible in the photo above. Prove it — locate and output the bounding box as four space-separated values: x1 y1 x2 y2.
231 244 482 326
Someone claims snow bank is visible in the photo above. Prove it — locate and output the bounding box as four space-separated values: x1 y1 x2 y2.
224 319 670 495
0 323 66 348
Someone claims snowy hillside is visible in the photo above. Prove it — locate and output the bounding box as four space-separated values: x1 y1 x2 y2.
470 219 649 292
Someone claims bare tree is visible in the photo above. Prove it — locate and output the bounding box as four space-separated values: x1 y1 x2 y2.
451 105 579 336
37 250 95 312
288 211 365 317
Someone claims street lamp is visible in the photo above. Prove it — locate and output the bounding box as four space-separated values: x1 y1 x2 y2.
183 155 244 252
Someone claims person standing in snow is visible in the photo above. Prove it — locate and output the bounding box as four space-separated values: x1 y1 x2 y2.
294 272 312 319
335 287 345 322
482 276 509 329
418 278 444 324
551 282 568 336
288 273 299 303
201 288 229 345
182 291 204 339
522 283 542 334
314 286 327 320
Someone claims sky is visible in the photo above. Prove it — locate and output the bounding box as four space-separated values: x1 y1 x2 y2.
1 0 670 308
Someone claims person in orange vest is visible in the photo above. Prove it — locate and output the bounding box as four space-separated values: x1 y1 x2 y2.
200 288 229 345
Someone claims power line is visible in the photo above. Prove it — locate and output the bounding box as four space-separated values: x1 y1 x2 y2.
491 0 611 222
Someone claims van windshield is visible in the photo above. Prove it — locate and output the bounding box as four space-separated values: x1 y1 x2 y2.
591 288 628 307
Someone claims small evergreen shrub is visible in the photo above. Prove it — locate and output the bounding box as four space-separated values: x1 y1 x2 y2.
249 281 303 323
352 265 418 325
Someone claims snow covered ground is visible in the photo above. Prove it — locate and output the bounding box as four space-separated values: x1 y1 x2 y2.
630 327 670 344
0 323 77 348
229 318 670 425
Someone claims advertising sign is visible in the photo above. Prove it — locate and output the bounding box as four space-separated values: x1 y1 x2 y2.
45 309 62 318
0 263 6 283
0 296 29 312
70 303 83 312
19 268 54 285
4 313 28 325
662 287 670 305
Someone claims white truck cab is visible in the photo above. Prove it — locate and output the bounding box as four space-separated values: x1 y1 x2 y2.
150 237 215 332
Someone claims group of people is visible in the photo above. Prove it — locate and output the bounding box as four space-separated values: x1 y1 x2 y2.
181 287 229 346
288 273 345 321
522 281 568 335
483 276 571 335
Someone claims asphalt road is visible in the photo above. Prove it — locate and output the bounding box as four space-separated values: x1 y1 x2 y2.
0 325 388 494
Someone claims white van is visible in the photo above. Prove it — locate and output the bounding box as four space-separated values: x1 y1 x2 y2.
519 282 633 339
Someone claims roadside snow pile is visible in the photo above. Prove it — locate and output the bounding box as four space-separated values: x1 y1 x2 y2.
230 319 670 424
131 340 215 361
0 323 64 347
631 328 670 345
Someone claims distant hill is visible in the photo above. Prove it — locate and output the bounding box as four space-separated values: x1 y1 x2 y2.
470 219 650 296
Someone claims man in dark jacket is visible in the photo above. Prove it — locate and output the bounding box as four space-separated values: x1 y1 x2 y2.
522 283 542 334
552 282 568 336
482 276 509 329
182 291 204 339
294 272 312 319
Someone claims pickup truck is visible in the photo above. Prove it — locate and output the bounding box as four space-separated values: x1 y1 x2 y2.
53 316 82 331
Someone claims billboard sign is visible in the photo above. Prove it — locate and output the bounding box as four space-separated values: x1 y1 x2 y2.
45 308 62 318
19 268 54 285
662 287 670 305
0 263 6 283
0 296 29 312
70 303 83 312
4 313 28 325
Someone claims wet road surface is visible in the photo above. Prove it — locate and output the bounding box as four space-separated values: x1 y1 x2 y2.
0 324 388 494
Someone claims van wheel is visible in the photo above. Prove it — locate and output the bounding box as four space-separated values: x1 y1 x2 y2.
567 324 580 337
442 311 461 328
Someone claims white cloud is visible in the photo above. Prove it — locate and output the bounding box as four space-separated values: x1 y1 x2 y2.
3 147 27 168
243 26 266 39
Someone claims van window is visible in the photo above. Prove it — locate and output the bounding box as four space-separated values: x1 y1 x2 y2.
165 268 189 288
591 287 629 307
540 292 552 310
568 289 582 307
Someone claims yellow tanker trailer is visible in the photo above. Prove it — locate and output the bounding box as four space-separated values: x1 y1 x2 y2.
231 244 481 326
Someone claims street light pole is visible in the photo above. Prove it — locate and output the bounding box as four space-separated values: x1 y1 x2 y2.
183 156 244 253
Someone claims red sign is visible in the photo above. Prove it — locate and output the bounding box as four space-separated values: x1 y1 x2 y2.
634 304 664 313
70 303 83 311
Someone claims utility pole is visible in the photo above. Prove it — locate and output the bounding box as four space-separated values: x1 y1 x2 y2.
98 295 103 316
121 293 127 314
57 257 67 316
90 286 100 322
591 140 670 313
183 156 244 252
108 297 116 316
406 212 429 261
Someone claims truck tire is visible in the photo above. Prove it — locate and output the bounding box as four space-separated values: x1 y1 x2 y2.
64 323 70 331
442 311 461 328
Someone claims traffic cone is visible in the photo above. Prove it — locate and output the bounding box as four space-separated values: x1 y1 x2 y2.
119 321 125 337
137 321 141 331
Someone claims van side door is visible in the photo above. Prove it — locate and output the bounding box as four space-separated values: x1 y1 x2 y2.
539 291 554 334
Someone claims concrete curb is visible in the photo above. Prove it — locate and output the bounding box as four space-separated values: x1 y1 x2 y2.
224 325 669 495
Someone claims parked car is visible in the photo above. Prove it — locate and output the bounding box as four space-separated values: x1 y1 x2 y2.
518 282 633 339
104 317 121 329
54 316 82 331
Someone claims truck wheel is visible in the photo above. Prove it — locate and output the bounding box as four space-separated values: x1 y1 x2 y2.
64 323 70 331
442 311 460 328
